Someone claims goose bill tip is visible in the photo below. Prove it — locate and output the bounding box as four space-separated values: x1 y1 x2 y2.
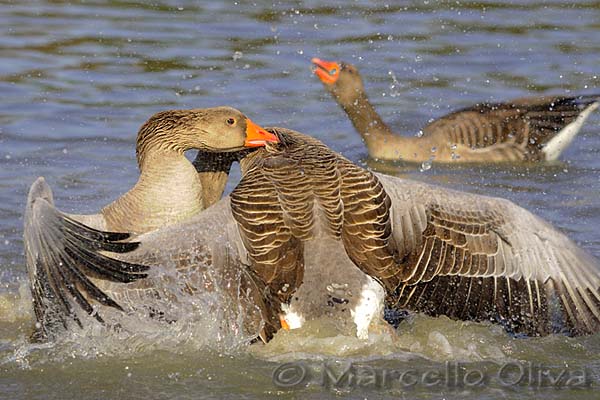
311 58 339 85
244 119 279 147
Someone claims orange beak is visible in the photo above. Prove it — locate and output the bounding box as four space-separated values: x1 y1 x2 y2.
244 118 279 147
311 57 341 85
279 315 290 331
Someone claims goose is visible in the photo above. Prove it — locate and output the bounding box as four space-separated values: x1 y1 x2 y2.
24 106 280 341
312 57 599 163
26 128 600 344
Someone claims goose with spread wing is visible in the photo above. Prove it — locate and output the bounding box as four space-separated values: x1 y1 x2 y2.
312 57 599 163
27 127 600 343
24 106 280 341
230 129 600 337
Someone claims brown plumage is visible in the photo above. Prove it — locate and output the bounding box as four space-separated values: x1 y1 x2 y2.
375 175 600 335
24 107 279 341
192 150 247 209
230 130 397 307
27 128 600 343
232 128 600 337
312 57 599 163
101 107 277 233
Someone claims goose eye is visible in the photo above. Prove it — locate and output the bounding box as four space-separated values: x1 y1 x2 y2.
329 68 338 76
226 118 236 126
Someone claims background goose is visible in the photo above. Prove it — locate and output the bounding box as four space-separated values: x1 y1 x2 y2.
312 57 599 163
27 128 600 344
24 106 279 341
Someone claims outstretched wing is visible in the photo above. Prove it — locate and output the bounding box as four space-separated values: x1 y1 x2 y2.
375 174 600 336
24 177 149 340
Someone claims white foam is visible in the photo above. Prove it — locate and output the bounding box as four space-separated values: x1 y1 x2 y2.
280 303 305 329
351 276 385 340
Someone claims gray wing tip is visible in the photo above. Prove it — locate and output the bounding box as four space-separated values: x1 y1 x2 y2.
24 181 150 341
26 177 53 210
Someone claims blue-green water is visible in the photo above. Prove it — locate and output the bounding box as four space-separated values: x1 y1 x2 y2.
1 1 599 399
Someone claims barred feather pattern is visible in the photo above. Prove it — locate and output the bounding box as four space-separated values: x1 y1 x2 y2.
231 128 398 303
376 174 600 336
231 128 600 336
422 95 600 161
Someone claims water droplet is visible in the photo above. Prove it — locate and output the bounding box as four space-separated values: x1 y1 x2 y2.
450 144 457 150
297 49 304 55
420 161 432 172
430 146 437 153
232 51 243 61
416 130 424 138
388 70 402 97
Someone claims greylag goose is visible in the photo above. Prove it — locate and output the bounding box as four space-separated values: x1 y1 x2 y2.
26 128 600 344
232 129 600 337
24 106 279 341
312 57 599 163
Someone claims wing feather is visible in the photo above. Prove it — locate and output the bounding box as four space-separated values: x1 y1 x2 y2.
24 178 149 341
423 94 599 160
375 174 600 336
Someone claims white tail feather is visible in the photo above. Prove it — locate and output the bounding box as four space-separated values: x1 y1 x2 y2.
542 101 599 161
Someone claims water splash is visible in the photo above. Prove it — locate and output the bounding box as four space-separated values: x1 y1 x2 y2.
387 70 403 98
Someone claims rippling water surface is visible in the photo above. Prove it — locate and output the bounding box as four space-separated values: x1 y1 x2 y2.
1 1 599 399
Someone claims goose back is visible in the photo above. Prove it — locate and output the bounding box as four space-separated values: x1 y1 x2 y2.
423 95 600 162
230 128 398 307
27 129 600 342
312 58 599 162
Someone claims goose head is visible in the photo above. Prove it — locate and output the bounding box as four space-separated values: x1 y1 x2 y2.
136 106 278 166
312 58 365 105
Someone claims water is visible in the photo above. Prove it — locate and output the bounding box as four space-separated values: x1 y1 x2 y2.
1 1 599 398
